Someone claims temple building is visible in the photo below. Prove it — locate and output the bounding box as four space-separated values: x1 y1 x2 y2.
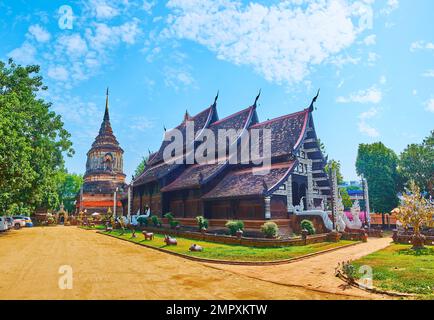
76 89 126 215
125 92 331 229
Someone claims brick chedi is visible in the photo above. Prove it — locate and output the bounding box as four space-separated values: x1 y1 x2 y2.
77 89 126 215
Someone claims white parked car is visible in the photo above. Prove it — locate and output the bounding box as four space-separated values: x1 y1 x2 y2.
0 216 9 232
11 216 26 229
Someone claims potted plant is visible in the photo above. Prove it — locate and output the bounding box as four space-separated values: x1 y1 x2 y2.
225 220 244 236
196 216 209 233
260 221 279 238
151 215 162 228
300 219 316 235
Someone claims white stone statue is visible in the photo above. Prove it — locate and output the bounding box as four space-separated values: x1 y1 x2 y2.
335 197 347 232
350 200 363 229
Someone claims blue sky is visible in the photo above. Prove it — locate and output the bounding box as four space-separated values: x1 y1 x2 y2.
1 0 433 182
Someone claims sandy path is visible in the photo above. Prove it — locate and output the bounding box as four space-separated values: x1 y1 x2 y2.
204 237 393 299
0 226 388 300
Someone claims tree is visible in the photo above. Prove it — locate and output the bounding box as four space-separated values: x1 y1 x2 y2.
396 181 434 249
339 187 352 209
325 159 344 185
399 131 434 197
356 142 399 218
0 59 73 215
317 138 344 185
134 155 149 178
56 171 83 213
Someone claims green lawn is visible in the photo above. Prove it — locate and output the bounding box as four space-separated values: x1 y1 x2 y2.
98 228 356 262
352 244 434 298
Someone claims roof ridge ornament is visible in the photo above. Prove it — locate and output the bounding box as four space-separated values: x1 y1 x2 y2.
254 89 261 107
262 179 268 193
213 90 219 106
184 109 190 122
308 88 320 112
104 87 110 120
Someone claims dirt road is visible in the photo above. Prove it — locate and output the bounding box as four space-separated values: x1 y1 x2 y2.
0 226 389 300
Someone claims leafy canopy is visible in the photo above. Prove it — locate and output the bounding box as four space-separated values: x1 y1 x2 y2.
356 142 399 213
399 131 434 197
0 59 73 214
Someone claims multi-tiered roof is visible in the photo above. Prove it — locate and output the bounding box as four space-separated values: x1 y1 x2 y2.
133 92 328 201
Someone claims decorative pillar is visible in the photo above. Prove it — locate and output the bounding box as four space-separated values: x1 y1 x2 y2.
264 196 271 219
363 178 371 226
286 176 293 213
330 168 338 230
127 185 131 220
306 159 314 210
113 187 118 219
79 186 83 213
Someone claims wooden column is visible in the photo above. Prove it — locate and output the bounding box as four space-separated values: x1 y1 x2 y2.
264 196 271 219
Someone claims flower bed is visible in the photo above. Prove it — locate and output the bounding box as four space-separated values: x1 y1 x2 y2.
137 225 331 248
98 228 357 262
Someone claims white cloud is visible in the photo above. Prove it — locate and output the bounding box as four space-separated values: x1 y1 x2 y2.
91 0 120 19
358 121 379 137
129 116 155 131
142 0 156 14
381 0 399 15
367 52 380 64
379 75 387 84
412 89 418 96
8 42 37 64
425 98 434 113
358 107 379 137
363 34 376 46
337 86 382 104
47 66 69 81
57 34 88 57
28 24 51 42
85 19 141 52
359 107 378 120
163 66 196 91
410 41 434 52
164 0 374 85
422 70 434 78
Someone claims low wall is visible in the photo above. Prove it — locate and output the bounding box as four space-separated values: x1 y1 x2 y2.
140 226 329 248
165 218 292 230
392 231 434 246
341 232 368 242
291 215 328 234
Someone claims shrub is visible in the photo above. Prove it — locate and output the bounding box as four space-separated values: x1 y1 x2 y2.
137 216 148 227
151 215 162 227
300 219 316 235
261 221 279 238
225 220 244 236
169 220 180 229
164 212 174 223
196 216 209 230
